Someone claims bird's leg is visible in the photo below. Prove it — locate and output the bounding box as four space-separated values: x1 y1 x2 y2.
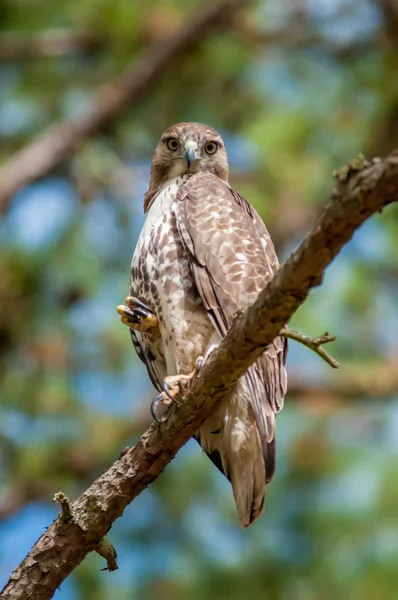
151 357 204 423
116 297 159 333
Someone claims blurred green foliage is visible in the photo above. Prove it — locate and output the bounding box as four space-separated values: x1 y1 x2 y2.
1 1 398 599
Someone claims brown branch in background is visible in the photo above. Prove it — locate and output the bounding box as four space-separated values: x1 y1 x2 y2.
289 361 398 401
1 153 398 599
0 29 106 60
0 0 250 212
234 20 380 59
0 16 379 63
378 0 398 43
367 1 398 159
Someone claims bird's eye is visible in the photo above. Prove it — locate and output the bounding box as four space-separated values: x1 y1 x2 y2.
205 141 218 155
167 138 179 151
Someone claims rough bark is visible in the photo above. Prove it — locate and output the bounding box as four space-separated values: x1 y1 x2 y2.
1 152 397 599
0 0 249 211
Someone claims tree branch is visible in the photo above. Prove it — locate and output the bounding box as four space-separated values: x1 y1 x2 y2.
0 20 376 63
0 29 106 60
281 328 340 369
289 361 398 401
1 152 398 599
0 0 249 212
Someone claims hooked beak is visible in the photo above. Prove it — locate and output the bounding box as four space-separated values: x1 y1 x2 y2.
184 146 197 169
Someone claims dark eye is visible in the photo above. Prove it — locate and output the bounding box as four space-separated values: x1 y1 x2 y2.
205 141 218 155
167 138 179 151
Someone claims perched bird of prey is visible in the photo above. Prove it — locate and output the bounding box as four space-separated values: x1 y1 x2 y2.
117 122 287 527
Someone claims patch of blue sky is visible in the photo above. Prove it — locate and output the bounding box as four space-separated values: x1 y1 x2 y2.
262 528 314 565
285 339 332 379
96 540 152 588
67 271 126 334
250 47 349 112
118 539 180 582
108 498 170 585
0 98 41 137
385 400 398 453
291 256 354 323
282 211 389 269
183 502 245 567
62 88 94 120
0 495 173 597
307 0 381 43
220 131 259 171
0 503 58 588
248 19 380 115
0 65 20 96
82 195 124 259
372 287 398 354
0 410 81 445
2 179 78 250
254 519 313 563
315 462 380 513
122 164 149 238
348 216 391 262
289 219 391 339
52 578 75 600
328 403 393 450
73 369 147 415
249 52 311 107
116 488 160 535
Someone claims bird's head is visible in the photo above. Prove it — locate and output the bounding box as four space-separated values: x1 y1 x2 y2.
145 122 229 211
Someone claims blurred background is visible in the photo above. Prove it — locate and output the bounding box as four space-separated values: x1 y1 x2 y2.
1 0 398 598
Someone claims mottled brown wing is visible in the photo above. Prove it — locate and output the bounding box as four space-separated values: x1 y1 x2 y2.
174 173 287 480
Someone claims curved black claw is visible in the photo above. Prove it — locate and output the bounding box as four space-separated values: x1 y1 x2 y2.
124 306 152 325
117 297 158 332
151 394 170 423
151 382 182 423
163 381 181 405
196 357 204 373
126 297 153 312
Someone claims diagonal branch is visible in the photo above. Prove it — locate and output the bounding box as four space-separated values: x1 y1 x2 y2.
0 0 249 212
2 152 398 599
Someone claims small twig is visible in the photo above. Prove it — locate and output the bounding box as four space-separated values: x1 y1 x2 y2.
53 492 73 523
53 492 118 571
96 539 118 572
280 327 340 369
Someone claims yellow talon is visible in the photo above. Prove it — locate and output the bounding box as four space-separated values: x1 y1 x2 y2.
116 300 159 332
117 305 126 317
143 314 158 327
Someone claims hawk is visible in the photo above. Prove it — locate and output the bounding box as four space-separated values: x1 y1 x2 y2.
117 122 287 527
